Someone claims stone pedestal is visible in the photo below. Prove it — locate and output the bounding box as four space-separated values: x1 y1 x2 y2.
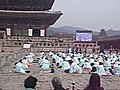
0 40 2 52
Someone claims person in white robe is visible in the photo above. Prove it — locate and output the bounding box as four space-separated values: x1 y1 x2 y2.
62 57 70 70
26 55 34 63
73 56 79 65
65 55 72 61
113 60 119 70
79 57 85 67
115 64 120 75
39 55 46 66
98 56 104 63
69 58 82 74
58 52 63 57
22 57 29 69
68 47 72 54
55 55 63 68
89 56 95 64
97 62 106 76
77 53 83 60
29 52 35 57
39 51 45 59
83 60 92 70
52 54 58 63
61 52 66 58
48 50 54 57
94 60 99 67
69 62 82 74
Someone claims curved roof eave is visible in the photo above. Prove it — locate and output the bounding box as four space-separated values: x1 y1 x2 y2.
0 0 55 11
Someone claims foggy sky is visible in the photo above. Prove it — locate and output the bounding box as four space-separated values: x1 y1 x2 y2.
51 0 120 31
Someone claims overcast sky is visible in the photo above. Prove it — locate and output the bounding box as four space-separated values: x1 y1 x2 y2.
51 0 120 31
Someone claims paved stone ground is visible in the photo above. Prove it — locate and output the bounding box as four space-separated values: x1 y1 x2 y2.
0 53 120 90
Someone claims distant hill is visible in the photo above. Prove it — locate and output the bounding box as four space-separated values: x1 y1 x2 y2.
47 26 84 35
106 29 120 36
47 26 120 37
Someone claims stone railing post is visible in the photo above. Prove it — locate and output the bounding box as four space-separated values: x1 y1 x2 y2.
0 57 2 71
0 40 2 52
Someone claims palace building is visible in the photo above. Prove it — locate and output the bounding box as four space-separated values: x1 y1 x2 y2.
0 0 62 37
98 35 120 50
0 0 98 53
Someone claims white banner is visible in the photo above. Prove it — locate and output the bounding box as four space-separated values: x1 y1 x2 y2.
6 28 11 36
23 44 30 48
28 29 33 36
40 29 45 36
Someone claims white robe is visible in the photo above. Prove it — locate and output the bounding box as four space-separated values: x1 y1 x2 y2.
69 63 82 74
79 58 85 67
41 59 51 73
29 52 35 57
57 57 63 66
15 62 26 74
49 51 54 56
115 65 120 75
77 53 83 60
83 62 92 69
26 55 34 63
89 58 95 64
22 59 29 69
62 52 66 58
73 57 79 64
41 59 50 69
104 60 111 70
97 65 106 75
62 61 70 70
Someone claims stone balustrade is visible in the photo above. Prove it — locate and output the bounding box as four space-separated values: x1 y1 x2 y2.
3 40 97 48
6 36 75 43
3 36 99 53
0 49 29 72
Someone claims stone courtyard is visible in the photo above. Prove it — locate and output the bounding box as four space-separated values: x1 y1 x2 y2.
0 52 120 90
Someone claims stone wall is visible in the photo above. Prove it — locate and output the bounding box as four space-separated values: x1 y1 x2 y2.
2 36 99 53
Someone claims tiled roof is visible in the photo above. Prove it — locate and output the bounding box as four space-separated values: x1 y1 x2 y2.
98 35 120 41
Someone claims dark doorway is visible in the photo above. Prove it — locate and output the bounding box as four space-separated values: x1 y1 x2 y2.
0 32 4 39
0 28 5 39
33 29 40 37
0 28 6 31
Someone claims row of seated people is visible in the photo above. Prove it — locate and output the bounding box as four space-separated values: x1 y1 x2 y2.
38 50 120 75
13 50 119 90
24 73 104 90
14 52 35 74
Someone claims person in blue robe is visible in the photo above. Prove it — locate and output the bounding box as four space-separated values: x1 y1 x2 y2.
15 60 26 74
103 57 111 70
40 57 51 73
115 64 120 75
